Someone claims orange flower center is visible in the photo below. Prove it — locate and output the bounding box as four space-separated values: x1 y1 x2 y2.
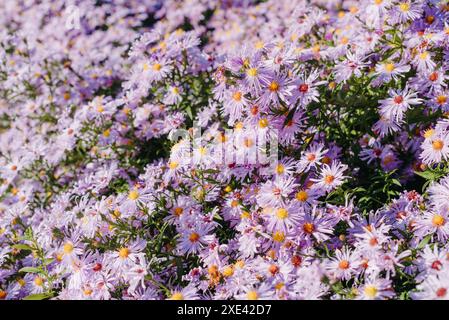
189 232 200 242
429 72 438 82
425 15 435 24
324 175 335 184
295 190 308 202
303 222 315 234
174 207 183 216
291 255 302 267
233 92 242 101
268 265 279 275
338 260 350 269
437 95 447 105
306 153 316 161
269 81 280 92
433 140 444 150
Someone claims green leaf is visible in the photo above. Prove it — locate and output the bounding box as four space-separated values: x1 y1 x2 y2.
43 258 54 266
391 179 402 187
19 267 41 273
417 234 432 250
185 105 193 120
12 244 33 251
23 293 52 300
414 169 447 182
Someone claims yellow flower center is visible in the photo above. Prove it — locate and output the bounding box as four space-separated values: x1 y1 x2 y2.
198 147 207 156
235 122 244 130
96 105 105 113
419 52 429 60
240 211 251 219
399 3 410 12
171 292 184 300
244 138 254 147
258 118 269 128
273 231 285 242
118 247 130 259
83 288 93 296
275 164 285 175
432 214 445 227
128 190 139 200
384 63 395 73
152 63 162 71
247 68 258 77
275 282 285 290
295 190 308 202
364 285 378 298
17 278 26 287
169 161 179 170
247 291 259 300
424 128 434 139
222 266 234 277
34 277 43 286
63 242 74 254
276 208 289 220
255 41 264 49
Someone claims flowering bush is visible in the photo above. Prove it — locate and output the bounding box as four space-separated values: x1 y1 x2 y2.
1 0 449 300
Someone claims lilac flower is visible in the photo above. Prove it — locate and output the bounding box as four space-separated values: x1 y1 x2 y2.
373 59 411 85
378 86 422 123
357 273 395 300
310 161 348 192
289 70 326 106
258 74 294 110
334 52 368 83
